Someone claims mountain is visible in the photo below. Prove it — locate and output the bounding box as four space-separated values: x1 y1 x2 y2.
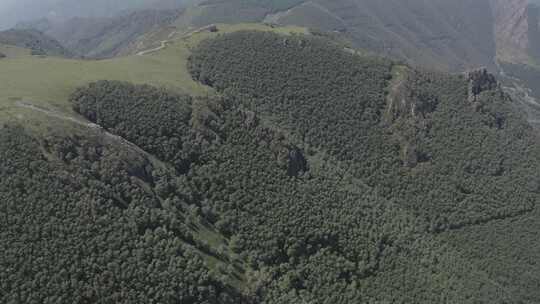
3 1 540 303
0 0 193 30
268 0 498 72
18 9 183 59
172 0 495 71
179 0 540 127
183 0 304 26
0 28 72 57
1 24 540 303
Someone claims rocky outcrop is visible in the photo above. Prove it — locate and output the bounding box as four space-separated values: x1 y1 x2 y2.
286 147 308 177
467 68 499 102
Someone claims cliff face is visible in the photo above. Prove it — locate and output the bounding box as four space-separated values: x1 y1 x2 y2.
490 0 530 63
489 0 540 65
527 2 540 60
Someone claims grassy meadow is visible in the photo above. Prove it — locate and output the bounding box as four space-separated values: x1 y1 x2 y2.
0 23 306 134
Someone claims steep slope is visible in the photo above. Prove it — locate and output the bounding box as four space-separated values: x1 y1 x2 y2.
489 0 540 65
491 0 531 64
0 124 237 304
187 0 305 26
0 29 72 57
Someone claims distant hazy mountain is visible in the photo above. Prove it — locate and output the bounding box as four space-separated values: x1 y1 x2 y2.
188 0 497 71
0 28 72 57
17 9 182 58
0 0 192 30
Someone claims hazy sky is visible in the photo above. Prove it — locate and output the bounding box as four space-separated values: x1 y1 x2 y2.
0 0 18 10
0 0 97 29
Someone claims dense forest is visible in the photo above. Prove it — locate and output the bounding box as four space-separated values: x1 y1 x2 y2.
71 81 198 174
186 31 540 301
2 30 540 303
189 31 539 231
0 125 237 303
67 81 505 303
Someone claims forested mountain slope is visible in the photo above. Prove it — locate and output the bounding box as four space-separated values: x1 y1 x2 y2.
187 30 540 302
189 32 538 229
0 124 236 304
2 28 540 303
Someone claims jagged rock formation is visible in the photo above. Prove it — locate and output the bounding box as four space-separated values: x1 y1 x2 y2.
286 147 308 177
468 68 499 102
385 68 438 168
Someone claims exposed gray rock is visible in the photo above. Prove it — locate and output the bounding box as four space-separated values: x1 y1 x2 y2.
467 68 498 102
287 147 308 177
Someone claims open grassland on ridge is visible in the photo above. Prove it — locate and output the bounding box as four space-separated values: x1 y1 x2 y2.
0 23 307 135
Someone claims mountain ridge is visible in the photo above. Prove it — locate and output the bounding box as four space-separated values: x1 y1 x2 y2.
0 28 72 57
16 9 183 59
1 4 540 303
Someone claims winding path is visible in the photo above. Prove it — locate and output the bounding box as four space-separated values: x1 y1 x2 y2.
136 40 169 56
16 101 100 129
15 101 150 157
135 24 218 56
